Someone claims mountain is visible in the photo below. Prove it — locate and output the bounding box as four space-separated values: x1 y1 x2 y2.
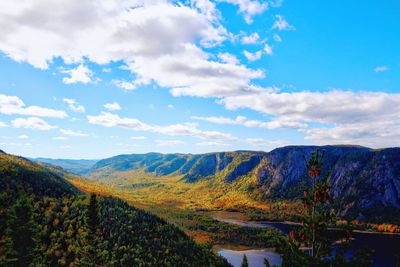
31 157 98 175
0 151 230 266
66 145 400 224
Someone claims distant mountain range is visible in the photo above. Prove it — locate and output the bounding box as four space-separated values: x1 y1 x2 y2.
33 145 400 224
31 158 98 175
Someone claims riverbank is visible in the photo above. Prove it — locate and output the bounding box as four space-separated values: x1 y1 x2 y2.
211 210 400 236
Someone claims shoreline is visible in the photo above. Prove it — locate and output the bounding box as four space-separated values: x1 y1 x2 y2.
214 216 400 236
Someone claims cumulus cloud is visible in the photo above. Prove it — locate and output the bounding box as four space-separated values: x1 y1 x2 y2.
0 0 265 98
272 15 295 31
11 117 57 130
60 65 95 84
63 98 85 113
0 94 67 118
220 90 400 147
264 43 273 55
191 115 307 129
218 52 240 65
104 102 121 111
18 134 29 139
112 79 137 90
241 32 260 44
220 0 269 24
0 121 7 127
87 112 237 141
374 66 389 72
191 115 246 125
243 50 263 61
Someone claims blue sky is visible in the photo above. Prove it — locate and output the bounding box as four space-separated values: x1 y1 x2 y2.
0 0 399 159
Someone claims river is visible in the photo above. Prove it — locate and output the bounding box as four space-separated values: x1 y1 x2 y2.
215 218 400 267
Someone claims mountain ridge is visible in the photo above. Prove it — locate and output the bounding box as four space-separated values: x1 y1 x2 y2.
31 145 400 223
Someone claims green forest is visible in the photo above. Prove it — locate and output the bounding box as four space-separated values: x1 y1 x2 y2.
0 151 229 266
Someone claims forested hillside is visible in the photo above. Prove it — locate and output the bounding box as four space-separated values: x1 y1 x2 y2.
66 145 400 224
0 150 230 266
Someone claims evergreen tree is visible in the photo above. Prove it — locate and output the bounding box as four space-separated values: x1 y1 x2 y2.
264 258 271 267
274 150 372 267
79 193 101 266
8 195 37 267
241 254 249 267
87 193 99 235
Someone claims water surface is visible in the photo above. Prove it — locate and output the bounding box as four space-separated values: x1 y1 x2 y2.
215 217 400 267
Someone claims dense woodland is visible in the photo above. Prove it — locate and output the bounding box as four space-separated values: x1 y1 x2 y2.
0 151 230 266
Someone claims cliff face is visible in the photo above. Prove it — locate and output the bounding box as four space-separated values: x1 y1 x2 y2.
39 145 400 222
256 146 400 222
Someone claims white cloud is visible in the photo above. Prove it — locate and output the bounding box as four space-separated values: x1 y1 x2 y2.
270 0 283 8
60 64 95 84
243 50 263 61
218 52 240 65
272 15 295 31
112 79 138 90
104 102 121 111
59 145 72 149
0 94 67 118
0 1 265 98
191 0 221 22
18 134 29 139
0 121 7 127
167 104 174 109
87 112 237 141
11 117 57 130
191 115 307 129
63 98 85 113
273 34 282 42
60 129 88 137
374 66 389 72
191 115 246 125
220 90 400 147
220 0 269 24
155 139 184 146
241 32 259 44
264 43 273 55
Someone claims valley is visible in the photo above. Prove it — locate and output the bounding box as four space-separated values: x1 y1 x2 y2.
34 145 400 266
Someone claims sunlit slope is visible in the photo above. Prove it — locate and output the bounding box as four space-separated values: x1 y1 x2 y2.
80 146 400 223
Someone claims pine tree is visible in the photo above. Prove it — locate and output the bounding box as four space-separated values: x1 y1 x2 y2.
78 193 103 266
241 254 249 267
274 150 372 267
264 257 271 267
8 195 37 267
87 193 99 235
